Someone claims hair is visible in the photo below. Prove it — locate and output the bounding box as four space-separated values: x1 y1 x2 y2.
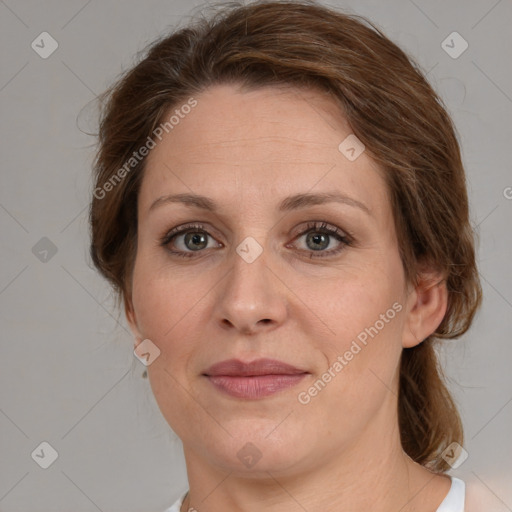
89 0 482 472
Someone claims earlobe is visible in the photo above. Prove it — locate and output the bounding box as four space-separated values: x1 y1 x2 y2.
402 272 448 349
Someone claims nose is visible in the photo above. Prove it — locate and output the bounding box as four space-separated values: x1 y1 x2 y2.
213 241 288 335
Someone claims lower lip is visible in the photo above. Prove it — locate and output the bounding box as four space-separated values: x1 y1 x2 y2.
206 374 307 399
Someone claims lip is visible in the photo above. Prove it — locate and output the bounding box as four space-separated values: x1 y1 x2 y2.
203 358 309 399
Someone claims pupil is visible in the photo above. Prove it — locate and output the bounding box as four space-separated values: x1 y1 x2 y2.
186 232 207 250
308 233 328 250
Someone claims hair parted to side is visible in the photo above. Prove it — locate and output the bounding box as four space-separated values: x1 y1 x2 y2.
89 0 482 472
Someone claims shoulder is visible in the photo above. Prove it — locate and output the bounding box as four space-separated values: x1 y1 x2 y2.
163 481 466 512
436 476 465 512
162 490 187 512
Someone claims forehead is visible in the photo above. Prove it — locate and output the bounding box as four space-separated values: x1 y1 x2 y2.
139 83 388 217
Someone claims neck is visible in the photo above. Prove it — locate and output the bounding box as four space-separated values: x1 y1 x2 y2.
180 415 448 512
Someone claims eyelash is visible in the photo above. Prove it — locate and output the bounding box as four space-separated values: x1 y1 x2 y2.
159 221 352 259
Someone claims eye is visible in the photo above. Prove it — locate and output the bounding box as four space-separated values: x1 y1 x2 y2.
160 221 352 259
160 223 222 258
290 221 351 258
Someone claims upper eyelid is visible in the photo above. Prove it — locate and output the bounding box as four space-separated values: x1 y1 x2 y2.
165 220 345 234
163 223 210 241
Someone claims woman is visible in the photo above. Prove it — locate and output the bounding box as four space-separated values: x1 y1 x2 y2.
89 2 482 511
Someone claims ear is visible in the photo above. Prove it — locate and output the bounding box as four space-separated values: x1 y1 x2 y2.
402 269 448 348
124 295 144 348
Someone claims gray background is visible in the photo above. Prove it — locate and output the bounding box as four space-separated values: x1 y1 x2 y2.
1 0 511 510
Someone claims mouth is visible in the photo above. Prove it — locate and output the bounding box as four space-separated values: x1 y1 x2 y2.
202 358 309 399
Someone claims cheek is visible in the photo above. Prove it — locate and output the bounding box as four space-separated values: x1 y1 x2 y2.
131 267 206 434
130 264 206 403
304 261 406 398
297 294 404 433
322 287 404 382
298 260 405 351
131 258 202 340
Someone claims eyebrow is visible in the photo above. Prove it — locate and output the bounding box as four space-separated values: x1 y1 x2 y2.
149 191 371 216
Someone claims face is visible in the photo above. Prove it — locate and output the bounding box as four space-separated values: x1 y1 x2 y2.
127 83 425 476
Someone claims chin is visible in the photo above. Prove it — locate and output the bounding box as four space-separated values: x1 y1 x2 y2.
216 448 303 476
202 426 311 475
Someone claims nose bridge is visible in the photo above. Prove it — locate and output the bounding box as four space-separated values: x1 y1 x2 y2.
227 235 272 305
233 237 268 288
214 233 287 332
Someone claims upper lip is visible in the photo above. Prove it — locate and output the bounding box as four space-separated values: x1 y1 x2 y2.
204 358 308 377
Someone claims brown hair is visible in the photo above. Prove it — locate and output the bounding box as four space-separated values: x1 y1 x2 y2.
89 0 482 472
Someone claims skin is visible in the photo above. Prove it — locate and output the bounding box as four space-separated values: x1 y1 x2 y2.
126 83 452 512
